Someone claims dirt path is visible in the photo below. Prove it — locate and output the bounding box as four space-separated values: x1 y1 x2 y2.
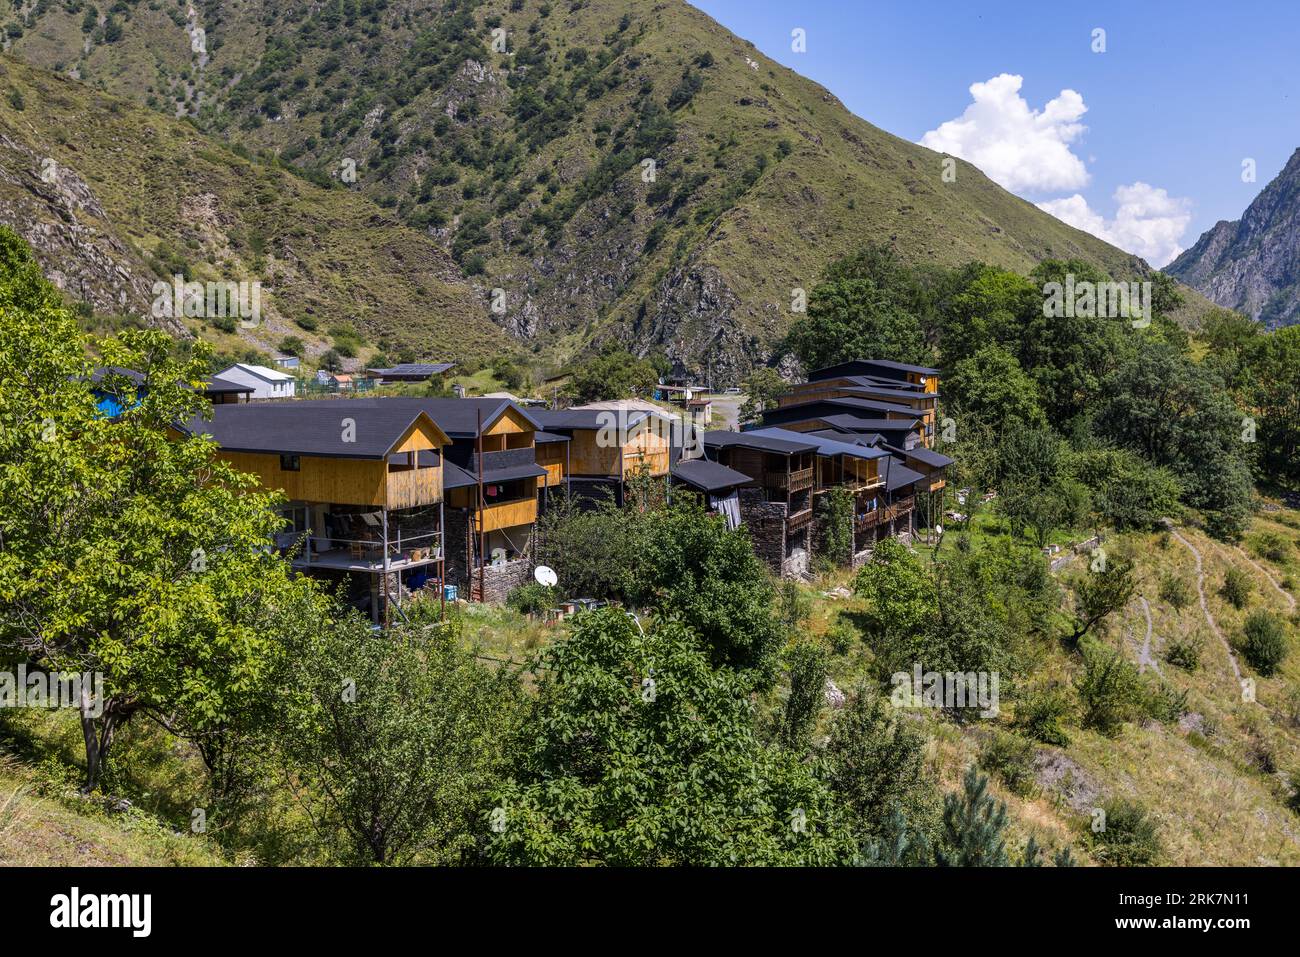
1132 596 1161 675
1222 543 1296 613
1170 528 1243 684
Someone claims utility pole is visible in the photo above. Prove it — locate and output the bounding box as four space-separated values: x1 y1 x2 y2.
477 407 486 603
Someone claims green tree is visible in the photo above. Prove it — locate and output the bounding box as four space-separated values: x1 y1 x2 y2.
945 345 1046 434
738 367 786 427
565 345 658 403
277 615 519 864
485 612 850 865
0 228 314 791
1069 556 1138 645
935 766 1009 866
777 639 828 751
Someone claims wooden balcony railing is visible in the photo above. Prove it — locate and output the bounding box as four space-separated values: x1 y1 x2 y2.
479 497 538 533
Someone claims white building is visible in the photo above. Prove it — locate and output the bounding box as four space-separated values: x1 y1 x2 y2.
214 363 297 400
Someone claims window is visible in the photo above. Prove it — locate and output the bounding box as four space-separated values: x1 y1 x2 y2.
280 454 300 471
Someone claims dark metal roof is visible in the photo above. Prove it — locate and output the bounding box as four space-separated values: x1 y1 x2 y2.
183 403 445 460
533 430 571 444
765 395 917 419
255 397 541 437
204 374 254 394
671 458 754 493
888 444 955 468
480 463 547 484
443 461 478 490
89 366 146 387
834 383 939 401
704 430 817 455
858 359 940 375
886 460 927 491
816 413 923 432
750 427 890 462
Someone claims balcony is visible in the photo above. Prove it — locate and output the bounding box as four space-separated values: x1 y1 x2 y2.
855 509 883 530
386 467 442 509
478 496 538 533
763 467 815 493
290 530 442 573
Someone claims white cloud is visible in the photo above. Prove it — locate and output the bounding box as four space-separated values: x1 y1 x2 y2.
920 73 1090 194
1037 183 1192 267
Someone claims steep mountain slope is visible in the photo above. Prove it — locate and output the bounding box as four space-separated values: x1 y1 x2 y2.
0 54 507 365
1 0 1153 377
1168 148 1300 327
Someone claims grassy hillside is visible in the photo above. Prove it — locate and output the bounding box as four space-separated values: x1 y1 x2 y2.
801 504 1300 866
1 0 1161 377
0 53 510 367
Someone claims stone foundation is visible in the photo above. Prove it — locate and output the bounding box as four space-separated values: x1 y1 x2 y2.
739 489 811 579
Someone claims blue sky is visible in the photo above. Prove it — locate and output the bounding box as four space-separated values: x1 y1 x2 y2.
692 0 1300 266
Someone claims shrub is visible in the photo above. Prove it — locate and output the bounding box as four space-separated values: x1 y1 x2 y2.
979 731 1038 797
1240 611 1289 676
1014 685 1073 746
827 618 855 657
506 582 557 616
1220 567 1253 609
295 316 319 332
1165 634 1202 671
1091 798 1161 866
1158 573 1193 611
1075 641 1146 736
1254 531 1291 564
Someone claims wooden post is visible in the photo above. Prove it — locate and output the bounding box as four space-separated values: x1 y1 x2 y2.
381 508 390 629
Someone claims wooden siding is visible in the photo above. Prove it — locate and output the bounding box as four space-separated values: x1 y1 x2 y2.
387 466 444 509
566 426 671 478
220 451 388 507
479 495 538 532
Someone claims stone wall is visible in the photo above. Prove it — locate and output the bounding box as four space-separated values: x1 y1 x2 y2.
738 489 810 579
444 506 472 588
478 557 534 604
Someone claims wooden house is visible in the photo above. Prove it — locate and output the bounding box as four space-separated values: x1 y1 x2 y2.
181 401 452 624
745 427 891 567
703 430 818 577
669 457 753 529
532 407 675 505
794 359 941 446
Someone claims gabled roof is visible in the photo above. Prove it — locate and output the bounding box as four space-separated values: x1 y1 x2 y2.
443 461 478 490
704 430 817 455
815 413 924 432
183 403 450 459
221 363 296 383
269 397 541 437
886 443 955 468
748 427 890 462
88 366 146 387
533 430 571 444
886 459 927 491
672 458 753 493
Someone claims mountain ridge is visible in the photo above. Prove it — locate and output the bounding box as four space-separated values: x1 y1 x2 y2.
1168 147 1300 327
1 0 1177 375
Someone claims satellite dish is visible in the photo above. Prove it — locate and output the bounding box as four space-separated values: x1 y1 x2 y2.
534 565 558 587
934 524 944 537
